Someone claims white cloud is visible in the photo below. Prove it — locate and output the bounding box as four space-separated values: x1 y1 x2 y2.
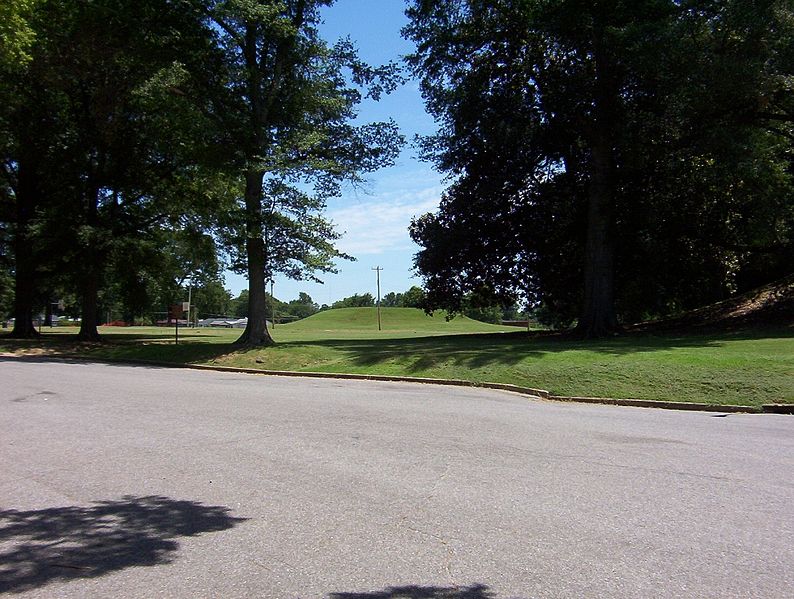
328 185 442 256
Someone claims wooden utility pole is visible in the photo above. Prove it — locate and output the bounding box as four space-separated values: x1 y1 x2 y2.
372 266 383 331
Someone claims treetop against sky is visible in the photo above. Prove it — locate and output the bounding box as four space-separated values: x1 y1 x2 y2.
223 0 442 305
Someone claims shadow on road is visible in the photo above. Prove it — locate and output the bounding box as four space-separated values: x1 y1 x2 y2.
329 584 495 598
0 495 246 593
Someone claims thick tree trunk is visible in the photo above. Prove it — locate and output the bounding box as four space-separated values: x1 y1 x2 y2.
576 29 619 338
78 177 101 342
10 269 39 338
10 155 39 338
11 254 39 338
78 269 101 341
235 170 274 346
44 300 53 327
577 136 619 337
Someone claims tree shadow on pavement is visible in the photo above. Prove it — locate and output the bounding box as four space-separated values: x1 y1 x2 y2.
329 584 495 598
0 495 246 593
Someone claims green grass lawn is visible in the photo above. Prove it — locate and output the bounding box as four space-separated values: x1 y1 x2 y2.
2 307 792 407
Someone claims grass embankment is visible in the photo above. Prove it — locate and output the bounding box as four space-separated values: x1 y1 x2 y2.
2 307 792 407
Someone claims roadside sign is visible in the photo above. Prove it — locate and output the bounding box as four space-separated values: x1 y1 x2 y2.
168 304 185 345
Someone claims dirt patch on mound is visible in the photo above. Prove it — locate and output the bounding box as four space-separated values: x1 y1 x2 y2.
634 274 794 333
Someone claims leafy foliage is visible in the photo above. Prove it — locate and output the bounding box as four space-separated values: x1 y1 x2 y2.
381 285 426 308
1 0 223 338
331 293 375 308
405 0 794 334
0 0 39 67
206 0 404 345
4 0 408 340
286 292 319 319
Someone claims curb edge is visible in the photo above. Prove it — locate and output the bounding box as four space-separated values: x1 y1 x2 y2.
2 353 774 414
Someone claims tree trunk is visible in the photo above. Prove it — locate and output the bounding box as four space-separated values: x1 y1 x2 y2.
10 268 39 337
235 170 274 346
11 254 39 338
44 300 53 327
10 154 40 338
78 176 101 342
577 135 618 337
78 269 101 341
576 29 619 338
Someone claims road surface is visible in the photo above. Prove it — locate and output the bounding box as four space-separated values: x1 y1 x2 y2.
1 358 792 598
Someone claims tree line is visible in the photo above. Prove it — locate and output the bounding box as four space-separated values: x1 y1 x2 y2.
1 0 402 344
2 1 792 342
324 286 525 324
406 0 794 335
142 286 436 324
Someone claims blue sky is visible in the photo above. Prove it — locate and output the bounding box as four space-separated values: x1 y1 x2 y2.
224 0 445 306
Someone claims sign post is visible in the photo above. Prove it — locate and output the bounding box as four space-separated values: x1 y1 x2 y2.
169 303 184 344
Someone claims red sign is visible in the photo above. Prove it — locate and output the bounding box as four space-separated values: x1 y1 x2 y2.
168 304 184 320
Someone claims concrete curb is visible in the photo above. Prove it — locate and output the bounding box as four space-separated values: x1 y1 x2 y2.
102 359 771 413
127 359 556 399
4 353 775 414
762 404 794 414
545 394 761 413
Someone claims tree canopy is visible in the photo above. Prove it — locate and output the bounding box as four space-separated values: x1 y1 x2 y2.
1 0 402 341
1 0 222 339
405 0 794 335
4 0 792 340
207 0 403 345
0 0 39 68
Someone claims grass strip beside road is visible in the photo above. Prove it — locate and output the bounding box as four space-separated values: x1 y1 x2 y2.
2 310 792 408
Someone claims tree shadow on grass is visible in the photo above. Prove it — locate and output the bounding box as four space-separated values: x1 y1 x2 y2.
0 495 246 593
275 326 794 373
4 325 793 375
0 334 241 365
0 329 218 355
329 584 494 598
103 332 209 342
0 329 205 341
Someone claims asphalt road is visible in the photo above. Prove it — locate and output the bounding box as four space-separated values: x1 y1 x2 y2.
1 358 792 598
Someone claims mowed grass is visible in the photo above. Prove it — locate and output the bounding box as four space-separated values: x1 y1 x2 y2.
2 307 792 407
280 307 517 337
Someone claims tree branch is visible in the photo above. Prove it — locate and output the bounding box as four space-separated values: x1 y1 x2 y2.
209 12 245 50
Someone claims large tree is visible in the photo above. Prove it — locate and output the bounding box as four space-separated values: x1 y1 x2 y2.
207 0 402 346
405 0 794 336
1 0 221 339
0 2 64 337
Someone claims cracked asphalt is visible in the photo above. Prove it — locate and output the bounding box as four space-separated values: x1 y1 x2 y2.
1 358 793 598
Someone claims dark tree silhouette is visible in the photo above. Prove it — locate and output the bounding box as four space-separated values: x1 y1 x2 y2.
0 495 246 593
